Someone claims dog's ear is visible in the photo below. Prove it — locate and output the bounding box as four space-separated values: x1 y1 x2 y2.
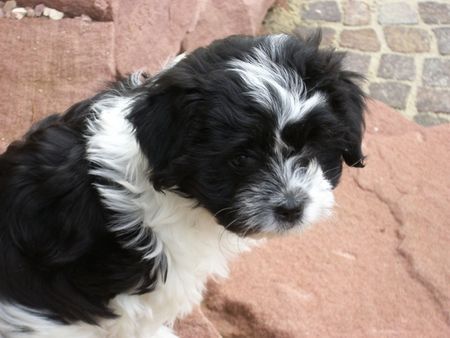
127 68 204 191
337 70 366 168
292 31 366 168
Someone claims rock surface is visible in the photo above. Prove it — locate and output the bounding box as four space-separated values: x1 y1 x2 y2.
416 87 450 114
0 0 276 145
175 309 221 338
369 82 411 109
340 28 380 52
434 27 450 55
0 0 276 123
378 54 415 81
422 58 450 87
301 1 342 22
197 100 450 337
343 0 370 26
378 2 418 25
115 0 275 74
0 19 115 143
384 27 431 53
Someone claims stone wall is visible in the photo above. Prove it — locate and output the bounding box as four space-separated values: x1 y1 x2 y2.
0 0 275 148
264 0 450 126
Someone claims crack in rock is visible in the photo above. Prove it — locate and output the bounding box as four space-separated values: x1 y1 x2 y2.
352 174 450 327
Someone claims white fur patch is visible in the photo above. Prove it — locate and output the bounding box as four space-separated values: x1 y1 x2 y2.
0 303 101 338
236 156 334 234
84 85 256 337
228 34 326 129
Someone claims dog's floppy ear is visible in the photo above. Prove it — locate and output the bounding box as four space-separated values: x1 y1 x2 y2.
127 68 204 191
293 31 366 168
343 137 365 168
338 70 366 168
322 77 366 169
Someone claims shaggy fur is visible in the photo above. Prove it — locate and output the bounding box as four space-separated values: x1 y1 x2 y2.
0 33 365 337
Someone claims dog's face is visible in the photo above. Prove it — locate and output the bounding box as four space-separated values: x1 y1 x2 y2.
130 34 365 236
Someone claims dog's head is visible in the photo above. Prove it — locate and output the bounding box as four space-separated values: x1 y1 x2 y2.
129 33 365 236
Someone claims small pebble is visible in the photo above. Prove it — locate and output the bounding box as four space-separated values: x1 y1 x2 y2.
0 0 69 20
3 0 16 13
48 8 64 20
26 7 35 17
34 4 45 16
79 14 92 22
11 7 27 20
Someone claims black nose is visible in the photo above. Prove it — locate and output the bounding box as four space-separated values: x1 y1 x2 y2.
274 199 304 223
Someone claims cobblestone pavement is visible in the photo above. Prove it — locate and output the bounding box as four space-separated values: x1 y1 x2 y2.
264 0 450 126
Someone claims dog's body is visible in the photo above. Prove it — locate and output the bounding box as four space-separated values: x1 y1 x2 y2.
0 34 365 337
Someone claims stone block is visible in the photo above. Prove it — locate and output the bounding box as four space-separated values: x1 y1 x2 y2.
378 2 418 25
342 52 371 76
343 0 371 26
293 26 336 47
378 54 415 81
113 0 199 75
113 0 276 75
384 27 430 53
422 59 450 87
301 1 341 22
433 27 450 55
0 20 115 143
340 28 380 52
416 87 450 114
182 0 275 51
369 82 410 109
418 1 450 24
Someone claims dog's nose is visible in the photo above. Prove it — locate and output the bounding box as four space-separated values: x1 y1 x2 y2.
274 196 304 223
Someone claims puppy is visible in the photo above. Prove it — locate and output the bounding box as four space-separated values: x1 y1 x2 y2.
0 33 365 337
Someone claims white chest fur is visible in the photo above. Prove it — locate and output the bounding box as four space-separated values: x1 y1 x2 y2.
85 93 255 337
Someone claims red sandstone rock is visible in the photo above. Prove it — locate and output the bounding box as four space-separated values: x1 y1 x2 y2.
113 0 276 75
113 0 200 75
181 0 275 51
17 0 113 20
175 308 221 338
201 101 450 337
0 20 115 142
364 99 420 136
14 0 274 76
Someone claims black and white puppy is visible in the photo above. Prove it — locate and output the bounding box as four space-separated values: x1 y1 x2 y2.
0 33 365 337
